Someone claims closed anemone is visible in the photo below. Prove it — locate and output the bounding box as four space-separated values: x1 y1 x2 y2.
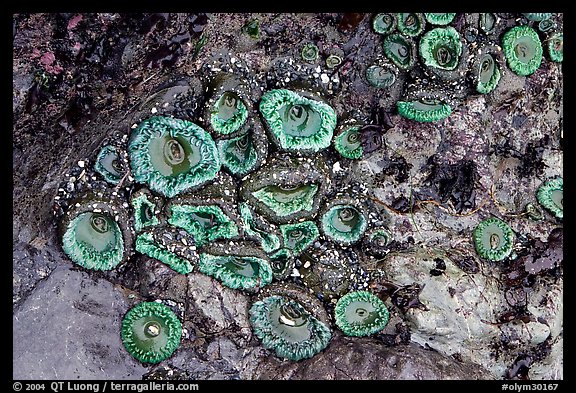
128 116 220 198
249 295 332 361
259 89 337 154
199 254 272 290
121 302 182 364
301 43 319 62
419 27 463 71
131 189 161 232
238 202 282 253
210 91 249 135
253 184 319 218
383 33 416 70
372 13 396 35
536 177 563 219
320 204 367 246
472 217 515 261
280 221 319 256
502 25 543 76
135 231 195 274
94 145 124 184
547 33 563 62
397 13 425 37
168 204 239 247
334 126 363 159
424 13 456 26
62 211 124 270
334 291 390 337
479 13 497 34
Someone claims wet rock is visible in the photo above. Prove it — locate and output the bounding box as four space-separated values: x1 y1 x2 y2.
13 266 147 379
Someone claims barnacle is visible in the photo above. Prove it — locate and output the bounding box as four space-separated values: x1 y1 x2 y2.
320 196 368 246
128 116 220 198
547 32 563 63
259 89 337 154
94 145 125 185
334 291 390 337
537 177 563 219
131 188 163 232
424 13 456 26
419 27 463 71
372 13 396 35
121 302 182 364
502 25 543 76
472 217 515 262
280 221 319 256
334 126 363 160
397 13 425 37
383 33 417 70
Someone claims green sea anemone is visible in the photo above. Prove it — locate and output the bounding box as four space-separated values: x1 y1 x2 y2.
94 145 125 184
365 62 398 89
128 116 220 198
397 98 451 122
397 13 425 37
472 217 515 261
334 126 363 159
259 89 337 154
269 248 295 280
547 32 563 62
419 27 463 71
334 291 390 337
217 119 268 177
479 13 498 34
121 302 182 364
249 295 332 361
537 177 563 219
131 188 162 232
204 73 250 136
135 231 195 274
238 202 282 254
168 204 239 247
383 33 416 70
470 45 503 94
280 221 319 256
363 227 393 257
320 198 367 246
325 55 342 69
301 43 319 62
502 25 543 76
424 13 456 26
538 19 556 33
372 13 396 35
523 13 553 21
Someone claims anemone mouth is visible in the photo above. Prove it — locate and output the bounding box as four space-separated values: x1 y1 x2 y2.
397 97 452 122
135 231 195 274
335 291 390 337
167 204 239 247
424 13 456 26
372 13 396 35
502 25 543 76
397 13 425 37
94 145 124 184
252 183 320 219
383 33 416 70
249 295 332 361
280 221 319 256
472 217 515 261
210 91 249 135
365 63 397 89
199 253 273 290
420 27 462 71
320 204 367 246
537 177 563 219
121 302 182 364
128 116 221 198
259 89 337 154
547 33 563 62
334 126 363 159
62 211 124 271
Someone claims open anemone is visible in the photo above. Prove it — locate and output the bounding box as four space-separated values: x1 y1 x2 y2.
502 25 543 76
479 13 499 34
128 116 220 198
538 19 557 33
216 118 268 177
523 13 553 21
397 81 453 122
240 153 331 224
249 284 332 361
320 197 368 246
334 291 390 337
383 33 417 70
546 32 563 62
121 302 182 364
204 73 250 136
131 188 163 232
135 227 198 274
469 43 503 94
280 221 319 256
60 195 132 271
94 145 127 185
397 13 425 37
301 42 319 63
259 89 337 154
269 248 295 280
365 60 399 90
198 239 273 291
419 27 463 72
537 177 563 219
472 217 515 262
372 13 396 35
362 227 393 258
334 125 363 160
238 202 282 254
424 13 456 26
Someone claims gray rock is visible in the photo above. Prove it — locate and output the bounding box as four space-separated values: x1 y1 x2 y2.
13 266 148 380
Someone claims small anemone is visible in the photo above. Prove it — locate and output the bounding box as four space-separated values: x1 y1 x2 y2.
334 291 390 337
424 13 456 26
469 44 503 94
397 13 425 37
121 302 182 364
334 126 363 160
204 73 250 136
320 198 368 246
135 231 195 274
94 145 126 185
536 177 563 219
301 42 319 62
419 27 463 71
383 33 417 70
217 118 268 177
325 54 343 69
502 25 543 76
269 248 295 280
372 13 396 35
238 202 282 254
167 204 239 247
538 19 557 33
523 13 554 21
365 62 398 89
198 240 273 291
479 13 498 34
363 227 393 258
131 188 163 232
280 221 319 256
128 116 221 198
249 295 332 361
547 32 563 62
259 89 337 154
472 217 515 262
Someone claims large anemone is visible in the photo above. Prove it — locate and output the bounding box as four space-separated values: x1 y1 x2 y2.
397 13 425 37
424 13 456 26
383 33 417 70
319 196 368 246
334 291 390 337
280 221 319 256
198 239 273 291
203 73 250 136
502 25 543 76
240 153 331 224
121 302 182 364
259 89 337 154
60 195 132 271
472 217 515 262
537 177 563 219
128 116 221 198
419 27 463 72
249 283 332 361
135 227 198 274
